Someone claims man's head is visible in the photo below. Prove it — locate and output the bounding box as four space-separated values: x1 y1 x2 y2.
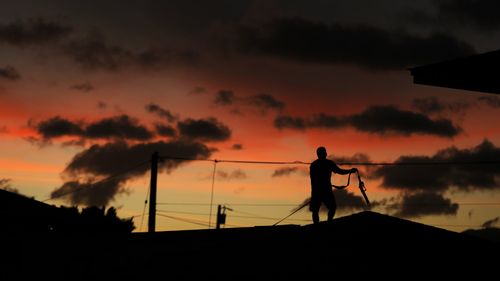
316 146 327 159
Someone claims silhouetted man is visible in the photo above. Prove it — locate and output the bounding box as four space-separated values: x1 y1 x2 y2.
309 146 357 224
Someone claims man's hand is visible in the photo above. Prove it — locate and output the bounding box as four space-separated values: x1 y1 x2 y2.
351 168 358 173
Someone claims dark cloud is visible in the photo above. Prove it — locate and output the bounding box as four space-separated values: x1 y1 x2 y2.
0 178 20 194
412 96 446 114
272 167 307 177
64 31 200 71
145 103 178 122
373 139 500 192
33 116 84 139
437 0 500 30
97 101 107 109
177 117 231 142
247 94 285 113
214 90 285 114
71 81 94 92
189 86 206 95
217 169 247 181
274 115 306 130
0 65 21 81
482 216 500 228
388 192 459 218
275 105 461 138
155 123 176 137
85 115 154 141
214 90 236 106
0 17 72 46
231 143 243 150
299 189 371 214
477 96 500 108
412 96 470 115
64 31 133 71
31 115 153 141
52 140 212 206
349 106 461 137
236 17 475 70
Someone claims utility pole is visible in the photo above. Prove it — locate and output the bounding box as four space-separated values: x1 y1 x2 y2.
216 205 232 229
148 151 159 233
216 205 223 229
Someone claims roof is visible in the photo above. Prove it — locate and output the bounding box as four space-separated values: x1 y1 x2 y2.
4 211 496 279
409 49 500 94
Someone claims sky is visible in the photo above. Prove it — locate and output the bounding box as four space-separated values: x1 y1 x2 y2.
1 0 500 232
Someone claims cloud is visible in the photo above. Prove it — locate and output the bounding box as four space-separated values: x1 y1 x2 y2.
348 106 461 137
97 101 107 109
217 169 247 181
214 90 236 106
0 125 9 134
373 139 500 192
31 115 154 141
388 191 459 218
33 116 84 139
236 17 475 70
299 189 371 214
85 115 154 141
412 96 470 116
272 167 307 177
482 216 500 228
214 90 285 114
177 117 231 142
0 65 21 80
0 17 72 46
436 0 500 30
231 143 243 150
155 123 176 137
71 81 94 92
477 96 500 108
64 31 133 71
275 105 461 138
145 103 178 122
247 94 285 113
64 31 200 71
274 115 306 130
52 140 212 206
189 86 206 95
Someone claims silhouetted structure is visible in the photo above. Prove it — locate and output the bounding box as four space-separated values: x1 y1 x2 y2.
309 146 357 223
1 211 497 280
410 49 500 94
0 189 134 233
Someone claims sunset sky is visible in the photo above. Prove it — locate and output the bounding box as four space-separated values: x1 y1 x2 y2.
1 0 500 232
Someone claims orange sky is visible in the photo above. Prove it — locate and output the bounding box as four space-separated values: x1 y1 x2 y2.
1 0 500 232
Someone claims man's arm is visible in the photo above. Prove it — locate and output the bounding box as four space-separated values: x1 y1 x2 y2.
330 160 357 175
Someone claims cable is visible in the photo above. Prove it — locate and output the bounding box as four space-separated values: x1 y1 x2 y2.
139 182 150 232
156 202 300 207
157 213 211 227
208 160 217 229
159 155 500 166
43 160 150 202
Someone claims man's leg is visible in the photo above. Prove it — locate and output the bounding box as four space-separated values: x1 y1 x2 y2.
326 193 337 221
310 197 320 224
312 211 320 224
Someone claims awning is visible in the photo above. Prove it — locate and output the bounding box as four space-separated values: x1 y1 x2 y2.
409 49 500 95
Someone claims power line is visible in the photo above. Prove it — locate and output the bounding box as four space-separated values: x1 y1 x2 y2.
139 182 150 232
208 160 217 229
43 160 150 202
159 155 500 166
156 202 299 207
157 213 211 227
